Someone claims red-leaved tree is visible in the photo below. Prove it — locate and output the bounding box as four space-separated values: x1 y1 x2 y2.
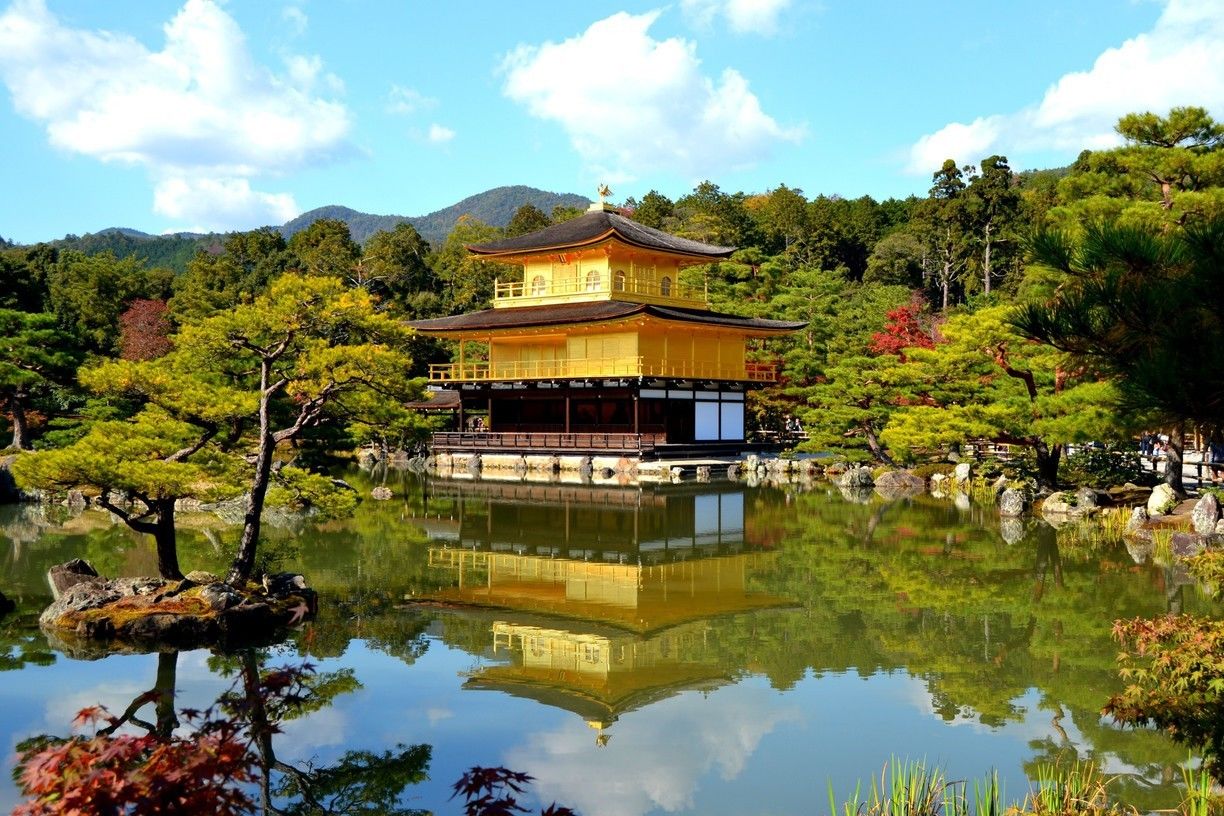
119 298 173 361
868 304 935 359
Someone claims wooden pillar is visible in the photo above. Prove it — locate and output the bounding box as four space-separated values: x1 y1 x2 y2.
565 392 571 433
487 396 493 431
633 392 639 435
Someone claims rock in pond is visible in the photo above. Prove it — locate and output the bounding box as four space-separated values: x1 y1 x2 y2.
1147 484 1179 516
838 466 874 489
998 488 1028 518
873 470 926 500
39 560 318 653
1191 493 1220 535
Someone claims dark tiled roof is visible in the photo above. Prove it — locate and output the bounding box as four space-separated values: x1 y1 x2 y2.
403 389 461 410
408 301 806 333
467 210 735 259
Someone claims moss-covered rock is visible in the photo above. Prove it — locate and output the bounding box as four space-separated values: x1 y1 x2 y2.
39 561 317 655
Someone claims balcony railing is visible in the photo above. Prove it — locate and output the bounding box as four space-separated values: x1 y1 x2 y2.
493 273 706 308
428 357 776 383
432 431 660 453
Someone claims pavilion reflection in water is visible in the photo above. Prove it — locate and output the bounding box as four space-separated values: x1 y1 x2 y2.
414 480 796 742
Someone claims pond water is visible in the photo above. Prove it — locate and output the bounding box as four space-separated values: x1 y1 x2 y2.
1 470 1216 815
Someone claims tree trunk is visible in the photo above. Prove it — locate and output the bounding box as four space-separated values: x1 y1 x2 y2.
863 422 895 466
1164 423 1186 498
982 223 993 295
8 393 30 451
227 364 275 585
153 499 183 580
1034 441 1062 490
153 651 180 740
240 651 277 815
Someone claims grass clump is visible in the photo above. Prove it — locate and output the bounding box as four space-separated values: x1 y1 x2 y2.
827 756 1223 816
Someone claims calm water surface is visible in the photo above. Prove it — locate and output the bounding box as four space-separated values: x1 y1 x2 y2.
0 470 1215 814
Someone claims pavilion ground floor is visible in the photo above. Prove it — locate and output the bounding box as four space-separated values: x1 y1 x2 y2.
427 378 769 460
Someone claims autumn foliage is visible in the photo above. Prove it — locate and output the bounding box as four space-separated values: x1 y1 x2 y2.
14 701 256 815
453 767 577 816
868 304 934 358
118 298 173 361
1103 614 1224 779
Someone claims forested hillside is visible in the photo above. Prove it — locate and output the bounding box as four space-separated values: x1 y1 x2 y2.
22 185 590 273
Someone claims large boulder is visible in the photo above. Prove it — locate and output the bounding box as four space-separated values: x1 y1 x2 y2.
1147 484 1179 516
837 466 874 489
1074 487 1105 509
873 469 926 500
1171 532 1209 559
998 488 1028 518
47 558 103 601
1126 506 1153 542
1191 493 1220 535
953 462 972 484
1041 491 1074 516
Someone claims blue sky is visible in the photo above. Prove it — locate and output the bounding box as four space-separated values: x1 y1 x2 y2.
1 0 1221 243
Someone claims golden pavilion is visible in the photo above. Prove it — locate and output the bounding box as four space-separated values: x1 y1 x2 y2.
409 198 805 458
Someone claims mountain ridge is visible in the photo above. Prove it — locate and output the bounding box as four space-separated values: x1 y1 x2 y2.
20 185 589 272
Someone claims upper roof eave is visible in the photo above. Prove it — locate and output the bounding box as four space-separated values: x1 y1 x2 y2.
466 210 735 260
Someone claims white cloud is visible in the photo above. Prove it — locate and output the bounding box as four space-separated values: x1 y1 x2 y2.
154 176 298 231
905 0 1224 174
386 84 437 116
427 123 455 144
504 685 801 816
682 0 793 35
0 0 349 228
281 4 308 37
501 11 802 183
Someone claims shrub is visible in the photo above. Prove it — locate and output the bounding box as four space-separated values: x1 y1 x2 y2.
1060 444 1150 488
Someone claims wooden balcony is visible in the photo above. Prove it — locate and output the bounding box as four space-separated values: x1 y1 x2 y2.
428 357 777 383
432 431 660 454
493 273 707 309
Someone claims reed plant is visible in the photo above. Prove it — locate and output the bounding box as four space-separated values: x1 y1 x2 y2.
1151 527 1175 565
828 758 1002 816
1097 508 1131 542
827 756 1221 816
969 478 1000 507
1023 759 1116 816
1178 756 1223 816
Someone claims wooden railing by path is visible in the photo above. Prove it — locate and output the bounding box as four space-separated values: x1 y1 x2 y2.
428 357 777 383
432 431 660 454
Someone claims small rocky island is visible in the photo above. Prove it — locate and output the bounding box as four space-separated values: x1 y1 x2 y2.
41 559 317 656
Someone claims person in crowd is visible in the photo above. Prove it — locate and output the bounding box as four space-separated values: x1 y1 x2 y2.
1210 431 1224 485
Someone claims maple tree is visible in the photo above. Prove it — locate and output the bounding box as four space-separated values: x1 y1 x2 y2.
15 656 433 815
868 302 935 359
452 767 577 816
118 298 173 361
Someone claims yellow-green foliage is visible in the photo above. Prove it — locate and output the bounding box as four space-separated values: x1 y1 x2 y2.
881 307 1121 458
11 406 241 503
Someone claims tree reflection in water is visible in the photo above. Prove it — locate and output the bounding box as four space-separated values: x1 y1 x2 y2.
13 650 431 815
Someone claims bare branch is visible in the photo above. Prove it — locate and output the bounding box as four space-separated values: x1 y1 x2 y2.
165 423 218 463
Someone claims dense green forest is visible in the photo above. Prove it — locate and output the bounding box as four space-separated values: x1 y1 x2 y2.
2 107 1222 489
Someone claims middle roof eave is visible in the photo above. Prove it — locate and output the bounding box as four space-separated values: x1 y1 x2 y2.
407 300 807 335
